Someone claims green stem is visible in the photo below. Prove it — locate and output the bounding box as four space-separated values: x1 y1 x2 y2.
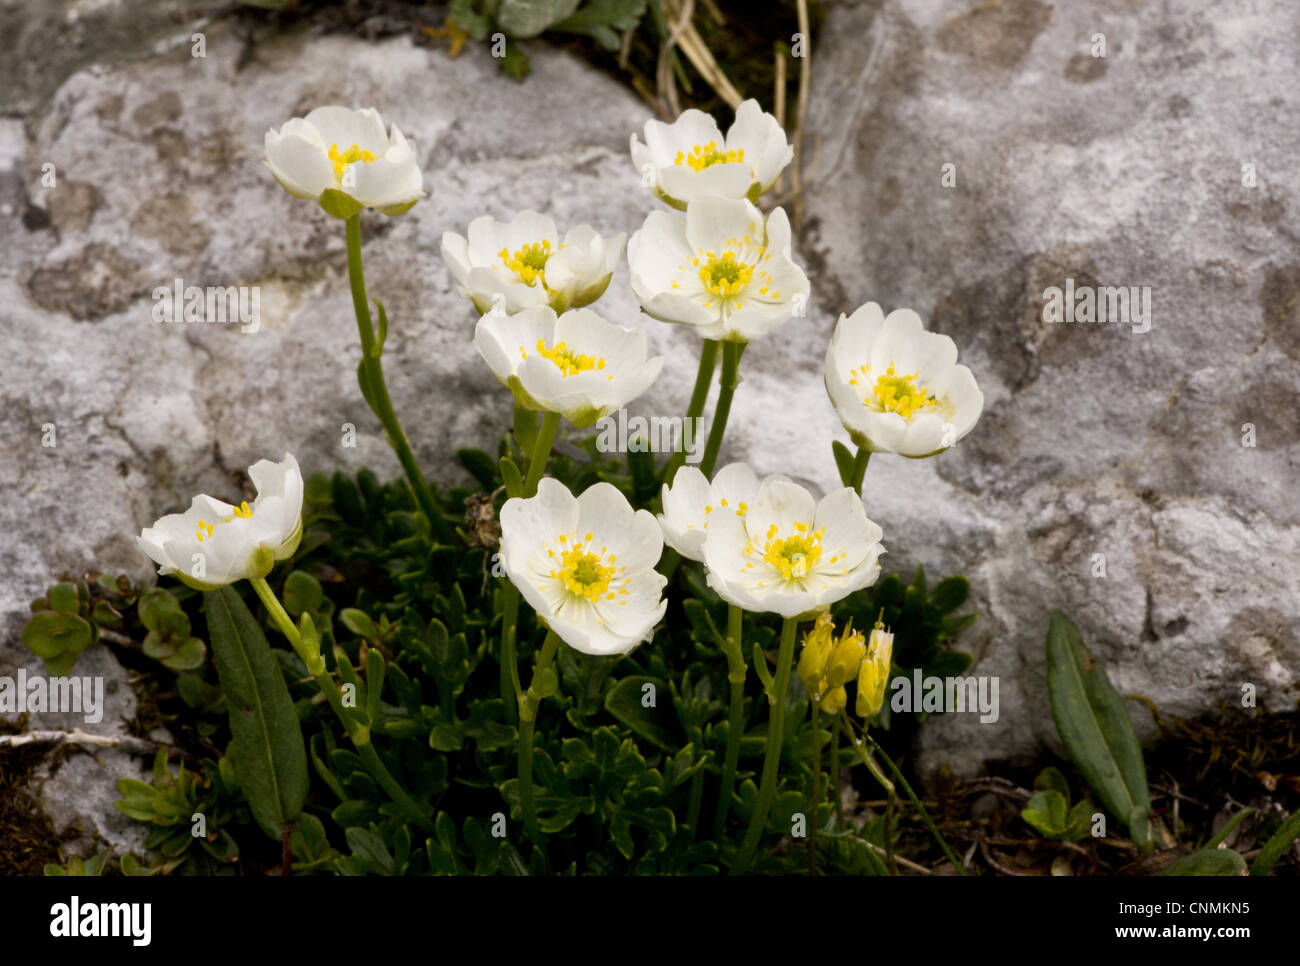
499 589 520 726
713 605 746 834
344 214 449 543
686 767 705 842
830 720 842 823
250 576 297 643
249 577 433 832
699 341 744 478
498 411 561 726
850 447 870 496
846 719 965 875
735 616 798 872
661 339 719 488
523 411 562 497
518 630 561 842
810 701 821 874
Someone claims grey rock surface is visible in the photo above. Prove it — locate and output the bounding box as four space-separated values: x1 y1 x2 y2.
0 5 685 853
2 0 1297 861
792 0 1300 775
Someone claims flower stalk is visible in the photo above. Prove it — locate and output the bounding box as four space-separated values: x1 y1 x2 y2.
249 576 434 833
699 341 744 477
499 410 561 720
661 338 719 488
344 214 449 543
713 604 747 834
736 616 799 871
518 630 561 842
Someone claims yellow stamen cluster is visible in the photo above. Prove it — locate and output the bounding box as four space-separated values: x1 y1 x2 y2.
327 142 376 182
699 252 754 298
849 362 937 421
675 141 745 171
676 224 780 311
556 548 614 600
760 521 825 580
499 240 552 287
533 338 605 377
194 501 252 543
545 534 630 612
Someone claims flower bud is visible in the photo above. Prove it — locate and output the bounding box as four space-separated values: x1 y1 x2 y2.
856 616 894 720
796 612 835 698
826 621 866 688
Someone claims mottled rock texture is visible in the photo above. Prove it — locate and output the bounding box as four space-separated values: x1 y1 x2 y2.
2 0 1297 858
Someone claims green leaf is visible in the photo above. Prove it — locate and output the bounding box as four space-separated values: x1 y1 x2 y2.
929 576 969 613
1250 810 1300 876
552 0 647 50
500 42 531 80
1022 789 1070 838
1205 807 1253 850
499 457 524 499
603 676 673 749
831 440 856 488
47 582 80 613
458 448 499 491
1045 610 1151 850
22 611 93 660
1033 766 1070 799
204 587 308 841
339 608 378 639
1158 848 1247 876
161 637 206 672
497 0 582 37
283 571 324 616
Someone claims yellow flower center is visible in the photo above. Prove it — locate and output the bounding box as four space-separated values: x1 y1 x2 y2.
194 501 251 543
699 252 754 298
532 338 605 377
499 240 552 287
849 363 938 421
761 524 825 580
327 143 376 183
556 547 614 600
675 141 745 172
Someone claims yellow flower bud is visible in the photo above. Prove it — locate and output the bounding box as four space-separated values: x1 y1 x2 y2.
826 622 866 688
820 685 848 715
796 612 835 698
856 618 894 720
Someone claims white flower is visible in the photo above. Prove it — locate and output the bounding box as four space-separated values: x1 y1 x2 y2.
441 211 624 315
702 475 884 619
824 302 984 458
628 197 809 342
137 454 304 591
630 99 793 209
474 305 663 428
657 462 762 563
500 479 668 656
265 106 425 218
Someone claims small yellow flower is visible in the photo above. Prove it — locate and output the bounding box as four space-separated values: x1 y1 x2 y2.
856 613 894 720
